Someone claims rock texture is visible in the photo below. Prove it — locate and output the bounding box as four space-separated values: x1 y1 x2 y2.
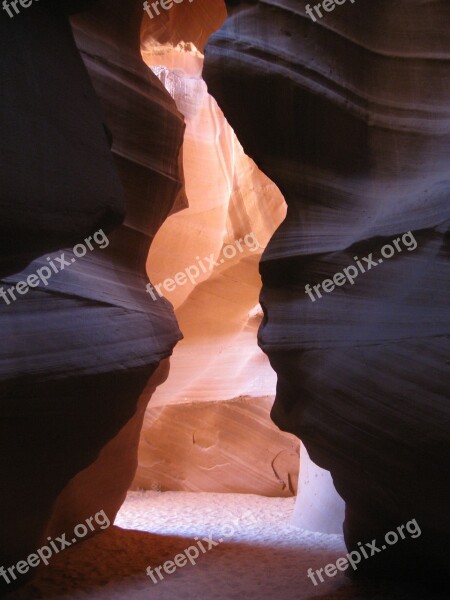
132 13 298 496
0 0 124 265
204 0 450 582
136 397 299 496
0 0 184 588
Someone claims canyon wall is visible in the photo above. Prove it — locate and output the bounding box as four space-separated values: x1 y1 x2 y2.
0 0 185 587
2 0 449 590
203 0 450 581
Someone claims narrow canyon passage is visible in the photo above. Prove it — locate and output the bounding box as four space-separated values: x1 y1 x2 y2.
1 1 448 599
134 24 301 498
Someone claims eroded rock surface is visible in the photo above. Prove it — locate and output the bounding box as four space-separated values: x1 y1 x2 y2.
135 396 299 496
204 0 450 581
132 13 298 496
0 0 184 585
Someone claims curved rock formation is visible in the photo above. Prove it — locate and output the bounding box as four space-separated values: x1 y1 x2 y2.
132 6 298 496
0 0 184 587
204 0 450 582
141 0 226 53
0 0 125 268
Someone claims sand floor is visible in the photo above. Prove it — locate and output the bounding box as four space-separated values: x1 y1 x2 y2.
6 491 445 600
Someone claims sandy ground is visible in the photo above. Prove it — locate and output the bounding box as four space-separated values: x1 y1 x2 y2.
5 491 445 600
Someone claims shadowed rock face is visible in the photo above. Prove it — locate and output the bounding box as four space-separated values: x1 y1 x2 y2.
0 0 184 587
0 0 125 267
204 0 450 581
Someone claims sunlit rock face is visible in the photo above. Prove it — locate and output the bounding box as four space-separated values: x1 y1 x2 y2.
0 0 184 583
204 0 450 580
132 3 299 496
137 396 299 496
293 445 345 535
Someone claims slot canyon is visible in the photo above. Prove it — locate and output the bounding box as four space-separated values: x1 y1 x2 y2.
0 1 448 599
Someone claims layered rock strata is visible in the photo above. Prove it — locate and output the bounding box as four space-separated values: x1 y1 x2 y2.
0 0 184 586
204 0 450 581
136 396 299 496
132 8 299 496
